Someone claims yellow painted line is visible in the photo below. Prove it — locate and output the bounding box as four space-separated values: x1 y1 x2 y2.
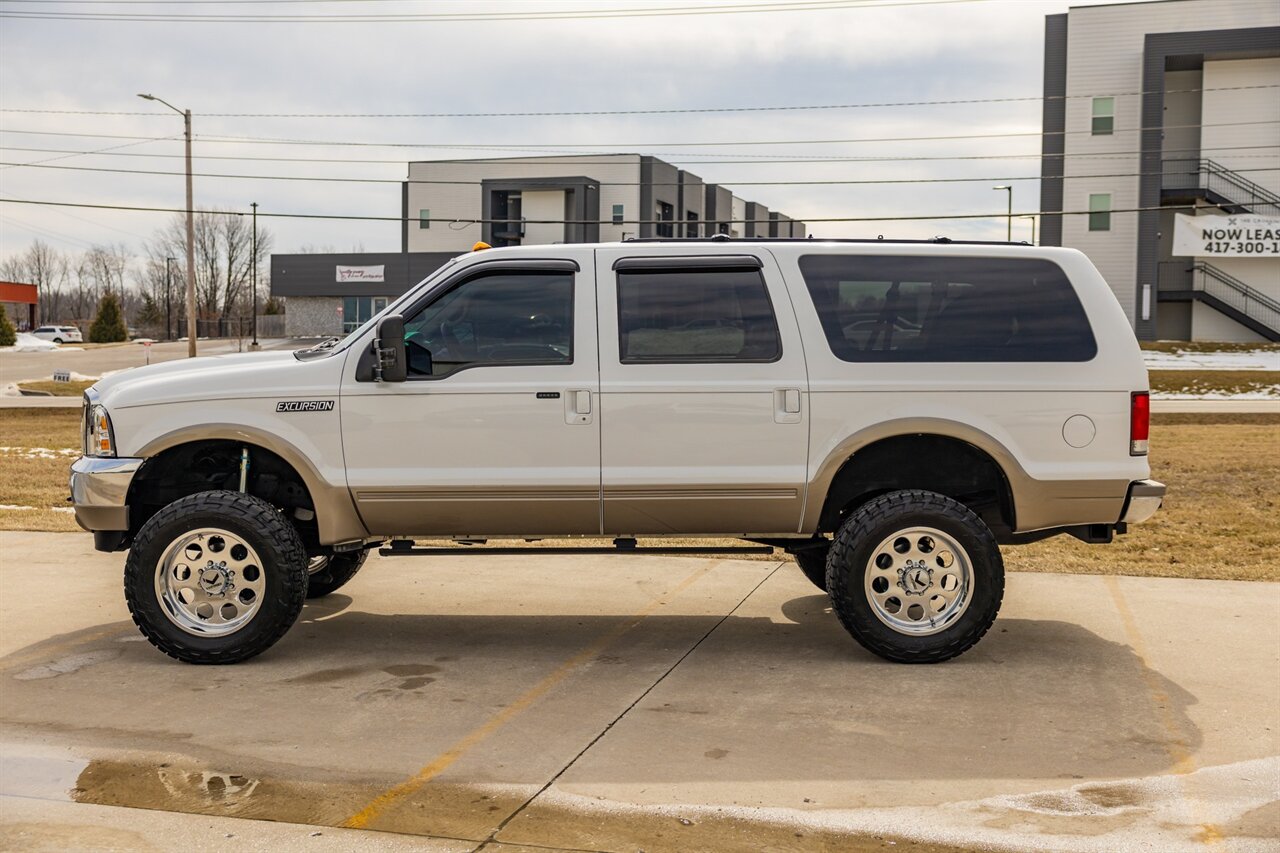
342 562 724 830
1104 576 1220 845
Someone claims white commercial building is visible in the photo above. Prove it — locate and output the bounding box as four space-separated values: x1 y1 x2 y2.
1040 0 1279 341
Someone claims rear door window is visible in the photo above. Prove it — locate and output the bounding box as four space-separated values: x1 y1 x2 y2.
616 267 781 363
797 255 1096 362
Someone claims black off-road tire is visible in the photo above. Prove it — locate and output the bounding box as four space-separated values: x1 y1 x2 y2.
306 550 367 598
124 490 308 664
794 547 831 592
826 490 1004 664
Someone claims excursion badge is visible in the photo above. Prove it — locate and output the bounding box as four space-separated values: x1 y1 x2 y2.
276 400 335 412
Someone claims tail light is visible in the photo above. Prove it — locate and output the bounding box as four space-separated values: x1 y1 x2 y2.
1130 391 1150 456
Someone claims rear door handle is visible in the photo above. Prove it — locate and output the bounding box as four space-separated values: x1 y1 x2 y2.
774 388 803 424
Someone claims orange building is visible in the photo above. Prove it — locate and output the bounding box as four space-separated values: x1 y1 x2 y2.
0 281 38 330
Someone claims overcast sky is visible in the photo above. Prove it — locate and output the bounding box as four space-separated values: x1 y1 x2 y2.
1 0 1134 263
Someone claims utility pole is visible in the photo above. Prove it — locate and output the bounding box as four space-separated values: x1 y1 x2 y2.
993 185 1012 242
250 202 260 350
138 93 198 357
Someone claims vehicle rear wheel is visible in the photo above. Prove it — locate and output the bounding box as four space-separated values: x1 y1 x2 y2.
124 490 308 664
52 337 63 344
306 550 367 598
793 546 830 592
826 489 1004 664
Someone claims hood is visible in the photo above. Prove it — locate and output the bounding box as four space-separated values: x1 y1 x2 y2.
93 350 335 410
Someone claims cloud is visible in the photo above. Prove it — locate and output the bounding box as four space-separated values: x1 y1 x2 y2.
0 0 1119 258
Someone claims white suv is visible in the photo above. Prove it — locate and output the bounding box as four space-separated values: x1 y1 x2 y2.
32 325 83 344
70 239 1164 665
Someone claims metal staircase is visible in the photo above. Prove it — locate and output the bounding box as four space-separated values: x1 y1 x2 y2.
1162 158 1280 216
1186 263 1280 341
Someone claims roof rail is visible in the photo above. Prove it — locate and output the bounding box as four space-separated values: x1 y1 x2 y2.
621 236 1032 246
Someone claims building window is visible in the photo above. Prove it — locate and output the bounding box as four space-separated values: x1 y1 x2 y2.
686 211 699 238
343 296 389 334
1088 193 1111 231
612 204 625 224
655 202 674 238
418 209 430 229
1091 97 1114 135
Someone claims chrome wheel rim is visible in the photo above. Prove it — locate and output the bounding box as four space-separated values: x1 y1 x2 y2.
307 556 329 575
864 526 972 636
155 527 266 637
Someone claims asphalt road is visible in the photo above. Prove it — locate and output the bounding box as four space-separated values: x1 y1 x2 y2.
0 532 1276 852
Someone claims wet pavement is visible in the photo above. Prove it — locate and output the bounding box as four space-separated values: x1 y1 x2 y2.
0 531 1277 852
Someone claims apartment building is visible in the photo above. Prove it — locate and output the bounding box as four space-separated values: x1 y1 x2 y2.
1040 0 1279 341
273 155 804 336
401 154 803 250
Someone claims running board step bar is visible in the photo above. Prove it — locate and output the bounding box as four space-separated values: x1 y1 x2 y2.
379 538 775 557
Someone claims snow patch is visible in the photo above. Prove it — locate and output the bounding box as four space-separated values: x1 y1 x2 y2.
1144 349 1280 371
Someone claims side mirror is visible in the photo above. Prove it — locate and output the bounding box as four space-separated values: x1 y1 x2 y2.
373 314 407 382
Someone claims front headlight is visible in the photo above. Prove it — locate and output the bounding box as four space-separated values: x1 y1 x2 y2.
84 403 116 457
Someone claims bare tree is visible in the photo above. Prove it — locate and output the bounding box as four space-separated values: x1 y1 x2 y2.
150 208 272 327
1 240 75 326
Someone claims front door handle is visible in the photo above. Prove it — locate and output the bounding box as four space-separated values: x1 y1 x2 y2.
565 389 593 425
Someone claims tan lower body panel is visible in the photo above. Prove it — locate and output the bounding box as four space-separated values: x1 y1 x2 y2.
353 487 601 537
603 486 803 535
1013 477 1131 533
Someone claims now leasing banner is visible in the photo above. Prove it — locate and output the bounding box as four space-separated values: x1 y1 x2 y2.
335 265 386 283
1173 213 1280 257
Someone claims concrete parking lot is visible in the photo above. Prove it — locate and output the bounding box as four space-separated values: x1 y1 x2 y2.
0 531 1277 852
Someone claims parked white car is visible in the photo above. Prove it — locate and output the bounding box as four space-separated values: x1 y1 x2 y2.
70 238 1164 665
31 325 83 344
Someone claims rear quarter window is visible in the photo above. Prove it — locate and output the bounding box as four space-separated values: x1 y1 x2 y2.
797 255 1097 362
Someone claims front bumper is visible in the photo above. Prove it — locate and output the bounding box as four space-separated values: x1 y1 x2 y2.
69 456 142 532
1121 479 1166 525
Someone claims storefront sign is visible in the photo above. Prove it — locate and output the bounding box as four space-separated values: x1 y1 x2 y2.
335 265 385 283
1173 213 1280 257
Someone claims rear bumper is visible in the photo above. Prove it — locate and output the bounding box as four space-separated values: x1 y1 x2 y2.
69 456 142 532
1121 479 1166 525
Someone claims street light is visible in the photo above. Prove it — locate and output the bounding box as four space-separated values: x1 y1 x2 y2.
137 92 197 358
164 256 176 340
992 185 1012 242
249 201 259 351
1018 215 1037 246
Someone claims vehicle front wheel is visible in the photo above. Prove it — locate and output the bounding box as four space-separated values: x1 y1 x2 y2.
52 337 63 344
124 490 309 664
306 550 367 598
826 490 1004 664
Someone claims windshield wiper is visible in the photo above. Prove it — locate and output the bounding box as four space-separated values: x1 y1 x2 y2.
293 336 342 361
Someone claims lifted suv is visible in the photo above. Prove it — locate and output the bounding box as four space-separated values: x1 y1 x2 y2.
70 239 1164 664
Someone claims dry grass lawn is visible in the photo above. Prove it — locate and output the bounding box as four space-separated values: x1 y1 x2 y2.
1140 341 1280 354
1 408 1276 581
1148 370 1279 397
15 379 96 397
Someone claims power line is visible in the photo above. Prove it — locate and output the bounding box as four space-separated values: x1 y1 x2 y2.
3 83 1276 118
5 158 1278 189
2 128 1275 163
10 118 1276 149
5 116 1279 168
0 0 981 22
0 195 1205 225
